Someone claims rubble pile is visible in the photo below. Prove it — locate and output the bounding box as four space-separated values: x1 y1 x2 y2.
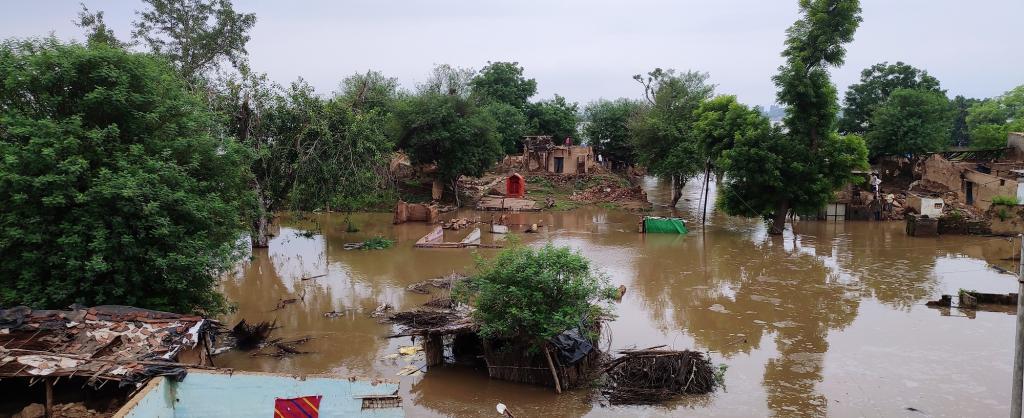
442 217 481 230
570 182 648 204
0 305 211 385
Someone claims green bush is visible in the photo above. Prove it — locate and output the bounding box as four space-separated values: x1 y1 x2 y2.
0 40 250 314
361 236 394 250
455 241 617 347
992 195 1019 206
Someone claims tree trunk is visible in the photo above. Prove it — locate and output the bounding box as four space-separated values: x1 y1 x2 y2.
769 200 789 235
670 175 684 208
251 187 272 248
451 178 461 207
252 214 271 248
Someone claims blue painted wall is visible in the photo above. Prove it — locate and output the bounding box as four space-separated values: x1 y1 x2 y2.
119 371 402 418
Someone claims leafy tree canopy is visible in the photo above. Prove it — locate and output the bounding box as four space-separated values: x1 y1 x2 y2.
0 39 250 313
583 98 642 168
455 242 616 347
966 85 1024 149
132 0 256 83
692 95 768 175
528 94 579 142
395 86 503 186
470 61 537 110
839 61 942 134
865 88 952 159
950 95 980 147
336 70 403 114
483 101 531 155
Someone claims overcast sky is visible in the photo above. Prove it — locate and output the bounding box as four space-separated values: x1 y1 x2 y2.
2 0 1021 107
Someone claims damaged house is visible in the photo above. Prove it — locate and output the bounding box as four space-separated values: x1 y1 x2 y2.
0 305 214 417
920 132 1024 211
521 135 596 175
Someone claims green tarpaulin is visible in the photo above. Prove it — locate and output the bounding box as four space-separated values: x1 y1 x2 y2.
643 217 687 234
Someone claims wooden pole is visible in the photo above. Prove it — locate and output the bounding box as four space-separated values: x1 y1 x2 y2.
543 347 562 394
45 378 54 418
1012 234 1024 418
701 158 712 226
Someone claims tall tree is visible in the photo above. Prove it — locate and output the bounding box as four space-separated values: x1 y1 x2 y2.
630 68 715 207
865 88 952 160
0 39 250 313
839 61 942 134
583 98 642 169
132 0 256 83
484 101 531 154
470 61 537 110
528 94 579 142
966 85 1024 149
721 0 867 235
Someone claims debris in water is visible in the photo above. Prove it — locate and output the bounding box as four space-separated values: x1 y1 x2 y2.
370 302 393 319
601 348 717 405
925 295 952 307
398 345 423 356
232 319 276 350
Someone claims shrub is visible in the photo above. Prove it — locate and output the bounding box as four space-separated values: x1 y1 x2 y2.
455 240 617 348
992 195 1019 206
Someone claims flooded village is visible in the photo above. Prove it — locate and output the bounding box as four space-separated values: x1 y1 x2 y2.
3 0 1024 417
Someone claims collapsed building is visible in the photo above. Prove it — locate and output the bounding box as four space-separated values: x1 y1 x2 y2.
0 305 214 417
920 135 1024 211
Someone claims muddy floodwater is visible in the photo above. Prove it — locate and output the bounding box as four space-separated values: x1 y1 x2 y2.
217 177 1020 417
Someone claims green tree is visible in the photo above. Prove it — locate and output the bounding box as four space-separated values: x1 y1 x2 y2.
217 74 392 247
839 61 942 134
528 95 579 142
691 95 768 179
483 101 530 154
132 0 256 83
950 95 979 147
336 70 402 114
395 69 503 204
0 40 249 313
630 68 715 207
865 88 952 159
721 0 867 235
583 98 642 169
966 85 1024 149
470 61 537 110
455 242 616 348
76 4 124 48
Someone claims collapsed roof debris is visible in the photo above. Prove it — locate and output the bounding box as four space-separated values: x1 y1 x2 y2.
0 305 215 388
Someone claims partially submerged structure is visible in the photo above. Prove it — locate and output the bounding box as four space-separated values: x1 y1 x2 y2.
393 201 440 224
115 370 401 417
414 226 501 249
521 135 596 175
0 305 214 417
639 216 687 234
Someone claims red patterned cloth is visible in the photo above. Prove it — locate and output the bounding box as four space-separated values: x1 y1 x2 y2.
274 395 322 418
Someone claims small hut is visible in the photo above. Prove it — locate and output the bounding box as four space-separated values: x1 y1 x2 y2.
388 305 602 392
506 173 526 198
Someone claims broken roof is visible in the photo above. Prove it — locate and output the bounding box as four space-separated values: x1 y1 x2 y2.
0 305 211 386
933 148 1010 162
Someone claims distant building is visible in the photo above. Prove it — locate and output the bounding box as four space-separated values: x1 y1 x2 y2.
521 135 596 175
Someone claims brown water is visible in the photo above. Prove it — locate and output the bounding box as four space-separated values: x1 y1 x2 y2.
217 177 1021 417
